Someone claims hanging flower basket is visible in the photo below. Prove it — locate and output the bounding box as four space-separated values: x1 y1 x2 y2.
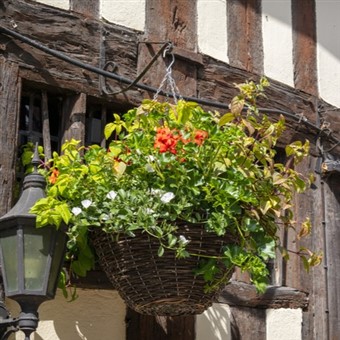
30 78 321 315
91 222 236 316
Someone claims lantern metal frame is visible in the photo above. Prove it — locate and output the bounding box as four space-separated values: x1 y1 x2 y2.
0 145 67 340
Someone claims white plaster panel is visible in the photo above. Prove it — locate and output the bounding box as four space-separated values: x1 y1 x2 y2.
8 289 126 340
262 0 294 87
100 0 145 31
266 308 302 340
196 303 231 340
197 0 228 63
34 0 69 11
316 0 340 108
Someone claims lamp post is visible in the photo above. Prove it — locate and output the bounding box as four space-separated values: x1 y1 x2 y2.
0 145 67 339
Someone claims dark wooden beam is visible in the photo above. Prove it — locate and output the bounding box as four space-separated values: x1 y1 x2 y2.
0 59 21 216
0 0 142 106
227 0 263 74
324 175 340 339
138 0 198 98
71 0 99 18
229 306 266 340
292 0 318 96
218 281 309 310
61 93 86 145
126 309 195 340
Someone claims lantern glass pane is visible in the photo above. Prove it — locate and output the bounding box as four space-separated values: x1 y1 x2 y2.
47 230 66 296
0 231 18 293
24 227 52 291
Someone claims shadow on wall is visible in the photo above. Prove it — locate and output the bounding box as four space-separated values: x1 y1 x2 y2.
196 303 235 340
7 289 126 340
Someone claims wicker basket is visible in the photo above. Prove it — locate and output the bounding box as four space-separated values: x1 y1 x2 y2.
91 223 235 316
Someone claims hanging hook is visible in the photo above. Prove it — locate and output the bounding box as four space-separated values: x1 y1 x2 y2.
162 42 173 58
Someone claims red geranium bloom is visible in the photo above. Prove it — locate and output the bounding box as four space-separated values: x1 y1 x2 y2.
154 127 181 154
49 168 59 184
194 130 208 145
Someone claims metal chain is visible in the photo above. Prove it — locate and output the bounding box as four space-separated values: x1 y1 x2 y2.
154 45 182 103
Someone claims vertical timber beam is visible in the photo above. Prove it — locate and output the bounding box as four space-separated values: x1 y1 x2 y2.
70 0 99 18
291 0 318 97
227 0 264 74
61 93 86 145
129 1 198 339
323 175 340 340
0 59 21 216
126 310 196 340
138 0 198 98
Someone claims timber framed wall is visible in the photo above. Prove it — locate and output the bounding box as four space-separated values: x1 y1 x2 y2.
0 0 340 339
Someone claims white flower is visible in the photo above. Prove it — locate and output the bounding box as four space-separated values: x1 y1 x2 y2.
179 235 190 245
81 199 92 209
146 155 155 162
160 192 175 203
150 189 163 196
146 208 154 214
106 190 117 200
101 214 110 221
72 207 82 216
145 164 155 173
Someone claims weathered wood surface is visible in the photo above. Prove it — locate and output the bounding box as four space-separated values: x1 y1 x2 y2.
1 3 340 340
1 0 339 157
71 0 99 19
138 0 198 98
126 308 195 340
0 58 20 216
61 93 86 145
0 0 142 106
229 306 266 340
324 174 340 339
41 90 52 161
218 281 309 310
197 55 340 156
292 0 318 96
227 0 264 74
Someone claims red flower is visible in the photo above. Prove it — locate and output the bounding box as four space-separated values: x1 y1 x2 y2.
49 168 59 184
154 127 181 154
194 130 208 145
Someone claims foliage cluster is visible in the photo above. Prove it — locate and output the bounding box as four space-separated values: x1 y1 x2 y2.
30 78 321 293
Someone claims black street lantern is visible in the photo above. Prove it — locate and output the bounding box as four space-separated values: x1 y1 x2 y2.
0 145 67 340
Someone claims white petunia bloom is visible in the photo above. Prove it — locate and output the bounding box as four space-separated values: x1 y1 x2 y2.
72 207 82 216
146 208 154 214
106 190 117 200
81 199 92 209
160 192 175 203
146 155 155 162
145 164 155 173
179 235 190 245
150 189 163 196
101 214 110 221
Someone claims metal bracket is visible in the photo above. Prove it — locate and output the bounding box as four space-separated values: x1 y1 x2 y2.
100 41 172 95
322 159 340 174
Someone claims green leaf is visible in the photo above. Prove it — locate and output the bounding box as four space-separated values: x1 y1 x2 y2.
104 123 116 140
219 113 235 126
55 203 72 225
158 245 164 257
